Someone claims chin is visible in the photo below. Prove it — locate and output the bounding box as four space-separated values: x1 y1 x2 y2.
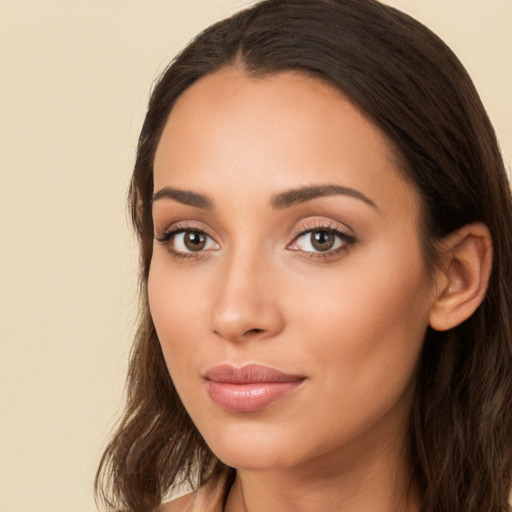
214 444 299 471
200 421 304 471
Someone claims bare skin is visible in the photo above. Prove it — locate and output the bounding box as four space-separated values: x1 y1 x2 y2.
150 67 492 512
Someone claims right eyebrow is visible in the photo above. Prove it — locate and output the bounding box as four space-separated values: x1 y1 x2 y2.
152 187 214 210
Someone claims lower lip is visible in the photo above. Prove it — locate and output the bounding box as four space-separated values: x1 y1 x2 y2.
206 380 304 412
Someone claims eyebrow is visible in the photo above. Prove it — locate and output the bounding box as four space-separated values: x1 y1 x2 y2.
152 184 377 211
270 184 378 210
152 186 214 209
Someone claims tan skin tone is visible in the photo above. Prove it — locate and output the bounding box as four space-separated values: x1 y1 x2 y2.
150 68 492 512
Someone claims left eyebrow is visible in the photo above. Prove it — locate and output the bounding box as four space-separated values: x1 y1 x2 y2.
270 184 378 210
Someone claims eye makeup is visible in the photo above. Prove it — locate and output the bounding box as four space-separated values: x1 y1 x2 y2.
155 220 218 261
154 216 357 262
288 220 357 260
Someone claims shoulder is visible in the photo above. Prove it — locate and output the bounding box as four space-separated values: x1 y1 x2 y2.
158 491 196 512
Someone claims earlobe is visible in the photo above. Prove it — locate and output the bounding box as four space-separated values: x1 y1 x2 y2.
429 222 493 332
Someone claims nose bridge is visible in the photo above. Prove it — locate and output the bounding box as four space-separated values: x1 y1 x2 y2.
209 240 282 342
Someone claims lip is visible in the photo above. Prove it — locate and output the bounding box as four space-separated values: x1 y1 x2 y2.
204 364 306 412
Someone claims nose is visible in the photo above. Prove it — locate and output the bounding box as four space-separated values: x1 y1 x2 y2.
209 249 284 343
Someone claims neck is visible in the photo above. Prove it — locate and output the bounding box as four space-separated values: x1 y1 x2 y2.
225 431 419 512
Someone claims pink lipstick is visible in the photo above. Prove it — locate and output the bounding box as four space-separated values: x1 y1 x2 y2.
204 364 305 412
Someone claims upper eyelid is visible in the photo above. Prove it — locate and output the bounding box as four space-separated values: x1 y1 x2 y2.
290 225 356 248
156 220 216 238
293 227 349 241
291 219 354 238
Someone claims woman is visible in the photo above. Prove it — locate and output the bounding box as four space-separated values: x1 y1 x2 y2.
95 1 512 511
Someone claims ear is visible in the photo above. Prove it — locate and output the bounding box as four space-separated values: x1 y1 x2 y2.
429 222 493 331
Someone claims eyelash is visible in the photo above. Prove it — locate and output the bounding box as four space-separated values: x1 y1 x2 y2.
155 222 211 261
290 222 356 260
155 221 357 261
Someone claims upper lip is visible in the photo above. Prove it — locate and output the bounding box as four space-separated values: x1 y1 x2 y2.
204 363 305 384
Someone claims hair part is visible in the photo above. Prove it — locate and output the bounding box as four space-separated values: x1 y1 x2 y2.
96 1 512 511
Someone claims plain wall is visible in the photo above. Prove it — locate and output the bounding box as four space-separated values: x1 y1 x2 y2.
0 1 510 511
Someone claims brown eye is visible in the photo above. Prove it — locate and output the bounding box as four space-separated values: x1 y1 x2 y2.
184 231 207 251
161 228 219 255
289 226 355 256
310 231 335 251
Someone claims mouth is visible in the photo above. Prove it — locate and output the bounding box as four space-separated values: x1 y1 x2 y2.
204 363 306 412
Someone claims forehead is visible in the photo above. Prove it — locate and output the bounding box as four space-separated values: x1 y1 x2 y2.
153 67 418 218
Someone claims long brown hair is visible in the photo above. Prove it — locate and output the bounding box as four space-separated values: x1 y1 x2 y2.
95 1 512 511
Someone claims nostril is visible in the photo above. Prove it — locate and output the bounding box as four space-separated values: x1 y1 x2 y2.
246 328 264 335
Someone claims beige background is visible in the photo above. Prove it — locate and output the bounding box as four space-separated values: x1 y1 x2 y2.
0 1 510 511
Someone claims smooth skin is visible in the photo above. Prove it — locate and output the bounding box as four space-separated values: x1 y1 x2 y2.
150 67 492 512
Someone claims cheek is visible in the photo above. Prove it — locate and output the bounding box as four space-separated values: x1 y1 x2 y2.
285 238 431 405
147 256 211 391
148 260 189 364
148 254 205 330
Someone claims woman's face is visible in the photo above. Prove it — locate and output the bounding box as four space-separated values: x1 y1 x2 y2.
149 68 437 473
